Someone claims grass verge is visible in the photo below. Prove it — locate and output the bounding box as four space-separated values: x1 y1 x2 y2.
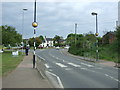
68 45 118 62
2 51 24 76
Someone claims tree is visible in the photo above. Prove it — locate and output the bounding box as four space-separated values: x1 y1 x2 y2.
1 25 22 46
36 37 42 47
39 35 44 41
53 35 61 46
28 38 34 47
28 36 43 47
66 33 75 46
116 26 120 65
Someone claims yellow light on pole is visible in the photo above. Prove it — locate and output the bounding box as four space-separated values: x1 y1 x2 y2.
32 22 38 27
95 33 99 36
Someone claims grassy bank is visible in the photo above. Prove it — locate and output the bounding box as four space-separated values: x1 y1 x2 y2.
68 44 118 62
0 53 2 76
2 51 24 76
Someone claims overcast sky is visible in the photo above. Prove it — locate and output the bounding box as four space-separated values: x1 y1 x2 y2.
1 0 119 39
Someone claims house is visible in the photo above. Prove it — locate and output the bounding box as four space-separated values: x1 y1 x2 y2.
102 31 116 44
39 36 53 48
54 39 66 47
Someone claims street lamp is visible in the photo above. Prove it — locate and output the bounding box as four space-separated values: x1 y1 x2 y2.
32 0 38 68
22 8 28 55
91 12 99 61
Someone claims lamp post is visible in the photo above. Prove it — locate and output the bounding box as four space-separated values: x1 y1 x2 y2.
91 12 99 61
32 0 38 68
22 8 28 55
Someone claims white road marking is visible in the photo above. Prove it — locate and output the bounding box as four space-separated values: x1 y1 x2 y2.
56 57 59 59
45 64 50 68
37 55 46 61
68 63 81 67
49 69 53 71
105 74 120 83
46 71 64 88
81 68 87 70
81 62 94 67
80 68 95 72
65 68 72 70
56 63 67 68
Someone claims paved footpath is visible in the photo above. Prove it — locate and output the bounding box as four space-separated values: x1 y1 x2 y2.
2 53 53 88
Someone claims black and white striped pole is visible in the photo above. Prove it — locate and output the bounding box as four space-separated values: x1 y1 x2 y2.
32 0 38 68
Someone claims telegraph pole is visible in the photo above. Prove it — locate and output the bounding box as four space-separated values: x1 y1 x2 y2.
32 0 38 68
75 23 77 47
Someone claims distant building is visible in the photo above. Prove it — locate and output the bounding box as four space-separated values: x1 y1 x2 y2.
102 31 116 44
59 39 66 44
118 1 120 26
39 36 53 48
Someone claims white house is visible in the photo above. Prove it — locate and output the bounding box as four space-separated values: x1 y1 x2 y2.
39 37 54 48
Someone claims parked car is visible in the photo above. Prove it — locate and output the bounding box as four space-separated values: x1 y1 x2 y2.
64 46 70 49
38 46 43 49
56 46 60 50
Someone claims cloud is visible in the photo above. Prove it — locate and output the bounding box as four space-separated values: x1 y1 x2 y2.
2 1 118 39
1 0 119 2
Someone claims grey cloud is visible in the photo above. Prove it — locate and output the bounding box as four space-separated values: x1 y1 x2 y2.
2 1 118 39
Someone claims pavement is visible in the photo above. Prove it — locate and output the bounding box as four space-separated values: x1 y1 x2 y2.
61 49 116 67
2 53 54 88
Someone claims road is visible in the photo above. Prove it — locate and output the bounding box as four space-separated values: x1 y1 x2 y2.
36 49 119 88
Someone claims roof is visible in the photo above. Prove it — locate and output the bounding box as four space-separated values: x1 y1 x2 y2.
46 38 53 41
59 39 66 42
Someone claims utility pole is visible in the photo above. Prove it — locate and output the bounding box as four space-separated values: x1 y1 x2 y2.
75 23 77 47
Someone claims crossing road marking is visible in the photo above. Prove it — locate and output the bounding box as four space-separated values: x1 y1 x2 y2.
81 62 94 67
56 63 67 68
68 63 81 67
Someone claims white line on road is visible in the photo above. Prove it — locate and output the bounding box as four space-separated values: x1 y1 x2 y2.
81 68 87 70
46 71 64 88
80 68 95 72
65 68 72 70
56 63 67 68
45 64 50 68
81 62 94 67
105 74 120 83
37 55 46 61
68 63 81 67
